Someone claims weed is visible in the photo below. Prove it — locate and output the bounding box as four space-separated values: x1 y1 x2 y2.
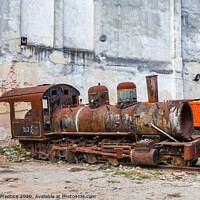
135 181 143 184
87 169 97 172
107 180 120 183
167 193 182 198
130 177 141 181
114 171 139 178
114 170 152 180
16 149 27 154
139 174 151 179
69 168 84 172
149 172 164 176
106 161 111 165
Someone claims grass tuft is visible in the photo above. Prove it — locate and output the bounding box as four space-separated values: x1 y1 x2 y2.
167 193 182 198
107 180 120 183
114 171 151 180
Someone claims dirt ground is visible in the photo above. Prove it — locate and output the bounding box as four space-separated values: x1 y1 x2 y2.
0 160 200 200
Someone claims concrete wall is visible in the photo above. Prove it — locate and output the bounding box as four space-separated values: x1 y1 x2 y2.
0 0 200 142
64 0 93 50
182 0 200 99
94 0 171 61
21 0 54 47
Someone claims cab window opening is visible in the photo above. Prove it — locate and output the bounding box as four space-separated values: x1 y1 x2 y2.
14 101 32 120
51 89 57 96
63 89 68 95
42 98 51 131
72 96 77 104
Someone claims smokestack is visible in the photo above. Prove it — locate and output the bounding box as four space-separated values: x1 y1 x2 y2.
146 75 158 103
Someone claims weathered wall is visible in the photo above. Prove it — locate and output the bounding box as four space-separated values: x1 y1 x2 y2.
64 0 94 50
94 0 171 61
0 0 199 142
21 0 55 47
182 0 200 99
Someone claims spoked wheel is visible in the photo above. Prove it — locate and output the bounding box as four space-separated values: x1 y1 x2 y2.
47 149 56 162
83 153 97 164
64 149 76 163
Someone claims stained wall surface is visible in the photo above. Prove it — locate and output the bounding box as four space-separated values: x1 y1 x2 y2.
182 0 200 98
0 0 200 142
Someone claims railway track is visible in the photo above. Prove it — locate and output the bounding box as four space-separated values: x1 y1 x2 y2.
121 163 200 173
97 160 200 173
148 165 200 173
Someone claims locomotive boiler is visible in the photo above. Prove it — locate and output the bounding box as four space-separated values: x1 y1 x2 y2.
53 83 193 141
0 76 200 167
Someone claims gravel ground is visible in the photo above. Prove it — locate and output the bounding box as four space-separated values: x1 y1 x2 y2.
0 160 200 200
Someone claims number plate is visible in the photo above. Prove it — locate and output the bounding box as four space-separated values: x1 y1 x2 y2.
13 122 41 137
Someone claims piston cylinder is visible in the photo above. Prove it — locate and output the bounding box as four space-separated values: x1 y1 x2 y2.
130 149 160 166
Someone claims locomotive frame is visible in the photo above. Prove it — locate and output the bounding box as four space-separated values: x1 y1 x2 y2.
0 77 200 167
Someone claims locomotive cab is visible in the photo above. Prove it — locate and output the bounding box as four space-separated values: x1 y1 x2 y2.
0 84 80 140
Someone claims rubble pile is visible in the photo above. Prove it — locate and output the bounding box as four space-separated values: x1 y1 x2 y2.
0 145 31 162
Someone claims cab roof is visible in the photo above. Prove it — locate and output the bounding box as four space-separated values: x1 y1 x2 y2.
0 84 80 102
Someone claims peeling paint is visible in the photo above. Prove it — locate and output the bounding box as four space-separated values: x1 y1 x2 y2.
49 51 68 64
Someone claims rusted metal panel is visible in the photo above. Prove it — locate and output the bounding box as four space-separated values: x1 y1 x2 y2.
191 139 200 160
157 139 200 146
51 101 193 140
13 122 41 137
10 100 44 140
117 88 137 103
88 84 109 108
0 84 80 101
52 106 82 132
184 143 194 160
104 106 123 132
44 132 133 136
130 140 158 166
157 139 200 161
131 149 160 166
146 75 158 103
52 105 122 133
117 82 136 90
120 105 135 131
0 84 80 141
172 99 200 103
189 102 200 127
134 140 155 149
52 146 117 157
117 82 137 108
0 85 53 101
133 102 193 140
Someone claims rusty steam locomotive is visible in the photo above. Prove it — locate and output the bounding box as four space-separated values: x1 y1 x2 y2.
0 76 200 166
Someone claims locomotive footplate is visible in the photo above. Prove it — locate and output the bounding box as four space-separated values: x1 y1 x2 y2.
157 139 200 166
